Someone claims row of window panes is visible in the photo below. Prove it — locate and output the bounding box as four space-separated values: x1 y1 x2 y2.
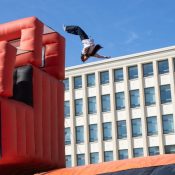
64 59 172 90
65 144 175 167
64 84 172 117
65 115 174 145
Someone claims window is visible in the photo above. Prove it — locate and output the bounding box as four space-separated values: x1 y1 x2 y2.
75 99 83 116
65 155 72 167
162 114 174 134
117 120 127 139
101 94 110 112
115 92 125 110
173 58 175 72
63 78 69 90
133 148 143 157
90 152 99 164
65 127 71 145
132 118 142 137
76 126 84 144
104 151 113 162
128 65 138 80
118 149 128 160
114 68 123 82
100 71 109 84
160 84 172 104
64 101 70 117
144 87 155 106
165 145 175 154
77 154 85 166
143 63 153 77
130 89 140 108
149 146 159 156
74 76 82 89
103 122 112 140
158 59 169 74
41 47 45 67
89 124 98 142
147 116 158 136
88 96 96 114
87 73 95 87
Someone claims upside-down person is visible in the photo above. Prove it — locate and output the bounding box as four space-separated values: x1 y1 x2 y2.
63 25 111 62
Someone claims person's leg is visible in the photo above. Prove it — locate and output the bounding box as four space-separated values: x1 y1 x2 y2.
65 26 89 40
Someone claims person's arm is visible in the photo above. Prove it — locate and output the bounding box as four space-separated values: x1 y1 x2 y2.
93 53 111 59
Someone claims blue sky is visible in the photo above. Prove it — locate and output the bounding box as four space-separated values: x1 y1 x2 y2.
0 0 175 67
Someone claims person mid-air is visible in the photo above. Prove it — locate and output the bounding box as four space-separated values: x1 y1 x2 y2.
63 25 111 62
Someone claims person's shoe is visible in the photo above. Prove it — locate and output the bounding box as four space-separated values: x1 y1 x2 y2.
63 24 66 31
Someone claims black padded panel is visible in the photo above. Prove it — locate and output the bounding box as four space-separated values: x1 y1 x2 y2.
100 164 175 175
12 65 33 106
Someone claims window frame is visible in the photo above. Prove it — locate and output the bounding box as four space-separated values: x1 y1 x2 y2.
87 73 95 87
103 122 112 141
75 98 83 116
76 126 84 144
160 84 172 104
65 127 71 145
101 94 111 112
128 65 138 80
132 118 142 137
100 71 109 85
63 78 69 91
158 59 169 74
104 151 113 162
143 62 153 77
74 76 82 89
88 96 97 114
162 114 174 134
147 116 158 136
115 91 125 110
165 145 175 154
133 148 143 157
118 149 128 160
89 124 98 142
114 68 124 82
117 120 127 139
77 154 85 166
64 100 70 117
148 146 160 156
130 89 140 108
90 152 99 164
144 87 155 106
65 155 72 167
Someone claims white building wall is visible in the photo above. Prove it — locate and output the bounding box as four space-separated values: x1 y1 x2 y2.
64 46 175 167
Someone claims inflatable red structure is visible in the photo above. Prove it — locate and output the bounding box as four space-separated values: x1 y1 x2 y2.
42 154 175 175
1 17 175 175
0 17 65 174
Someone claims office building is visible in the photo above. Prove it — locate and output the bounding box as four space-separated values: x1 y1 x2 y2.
64 46 175 167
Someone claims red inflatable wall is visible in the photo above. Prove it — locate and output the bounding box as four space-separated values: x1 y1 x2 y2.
0 16 65 80
0 17 43 67
0 41 16 96
0 17 65 174
42 154 175 175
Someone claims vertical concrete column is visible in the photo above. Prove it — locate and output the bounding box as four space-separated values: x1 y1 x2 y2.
82 74 89 165
123 66 133 158
138 63 148 156
95 71 104 162
69 76 77 166
168 57 175 132
109 68 118 160
153 60 164 154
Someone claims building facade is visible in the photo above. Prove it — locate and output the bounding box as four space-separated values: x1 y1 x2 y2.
64 46 175 167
